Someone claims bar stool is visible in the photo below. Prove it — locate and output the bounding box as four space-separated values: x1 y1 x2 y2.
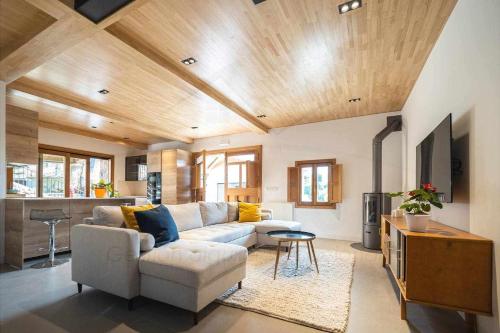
30 209 70 268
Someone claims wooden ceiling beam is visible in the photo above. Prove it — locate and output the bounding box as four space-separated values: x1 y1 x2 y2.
0 14 95 83
9 79 193 143
105 23 269 134
0 0 152 83
38 121 148 150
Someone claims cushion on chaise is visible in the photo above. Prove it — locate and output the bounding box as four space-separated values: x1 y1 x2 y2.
139 239 247 288
179 222 255 243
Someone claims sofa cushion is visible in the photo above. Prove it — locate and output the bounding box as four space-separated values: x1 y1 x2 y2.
199 202 228 226
134 205 179 247
238 202 261 222
139 233 155 252
227 202 239 222
164 203 203 232
179 222 255 243
121 204 155 231
92 206 125 228
139 239 247 288
245 220 301 234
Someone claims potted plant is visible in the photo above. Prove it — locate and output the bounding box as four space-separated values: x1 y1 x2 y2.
388 183 443 232
92 179 110 198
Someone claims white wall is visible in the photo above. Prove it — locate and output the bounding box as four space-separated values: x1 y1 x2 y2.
401 1 500 331
38 128 147 197
0 81 6 264
187 112 401 241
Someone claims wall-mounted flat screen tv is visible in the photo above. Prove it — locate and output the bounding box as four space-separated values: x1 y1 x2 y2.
416 114 453 203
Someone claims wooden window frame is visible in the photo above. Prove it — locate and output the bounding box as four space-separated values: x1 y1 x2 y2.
289 159 341 209
296 159 335 209
38 144 114 198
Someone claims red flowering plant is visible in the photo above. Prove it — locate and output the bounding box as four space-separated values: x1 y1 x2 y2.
388 183 443 215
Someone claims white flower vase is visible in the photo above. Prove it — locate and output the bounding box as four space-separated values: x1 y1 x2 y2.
405 214 430 232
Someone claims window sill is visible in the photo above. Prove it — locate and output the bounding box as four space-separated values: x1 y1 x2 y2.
295 203 337 209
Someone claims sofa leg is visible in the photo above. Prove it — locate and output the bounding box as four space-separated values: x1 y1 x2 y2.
193 311 199 325
238 281 242 289
77 283 82 294
128 298 135 311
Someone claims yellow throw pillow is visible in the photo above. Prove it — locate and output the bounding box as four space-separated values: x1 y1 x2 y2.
238 202 262 222
121 204 154 231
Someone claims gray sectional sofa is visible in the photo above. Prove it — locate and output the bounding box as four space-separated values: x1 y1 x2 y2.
71 201 301 324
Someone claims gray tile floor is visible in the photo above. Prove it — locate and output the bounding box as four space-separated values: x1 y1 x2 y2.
0 239 469 333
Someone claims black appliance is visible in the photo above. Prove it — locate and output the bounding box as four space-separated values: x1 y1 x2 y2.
362 115 402 250
416 114 453 202
147 172 161 204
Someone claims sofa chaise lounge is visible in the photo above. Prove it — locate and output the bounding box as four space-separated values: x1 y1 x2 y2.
71 202 301 323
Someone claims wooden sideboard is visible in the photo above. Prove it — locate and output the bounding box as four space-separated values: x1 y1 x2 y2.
381 215 493 323
5 197 136 268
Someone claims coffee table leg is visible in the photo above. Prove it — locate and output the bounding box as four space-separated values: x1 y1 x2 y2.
309 240 319 273
306 241 313 264
287 241 293 260
296 241 299 269
274 241 281 280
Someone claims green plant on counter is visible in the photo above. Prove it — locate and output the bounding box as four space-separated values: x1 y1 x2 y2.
91 179 120 197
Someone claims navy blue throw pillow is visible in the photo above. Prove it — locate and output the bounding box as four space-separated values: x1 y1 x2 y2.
134 205 179 247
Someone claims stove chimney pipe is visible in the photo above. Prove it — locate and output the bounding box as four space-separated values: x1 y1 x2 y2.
372 115 402 193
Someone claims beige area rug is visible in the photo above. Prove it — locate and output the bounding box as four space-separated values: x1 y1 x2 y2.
218 247 355 333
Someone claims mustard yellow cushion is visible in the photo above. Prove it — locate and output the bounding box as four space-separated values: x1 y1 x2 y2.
121 204 154 231
238 202 262 222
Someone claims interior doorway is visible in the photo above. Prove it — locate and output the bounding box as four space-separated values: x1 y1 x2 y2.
205 153 225 202
192 145 262 203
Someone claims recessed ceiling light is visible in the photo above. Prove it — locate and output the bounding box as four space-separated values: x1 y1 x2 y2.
191 126 198 129
181 57 197 65
257 114 267 118
348 98 362 103
98 89 109 94
338 0 362 14
91 125 97 129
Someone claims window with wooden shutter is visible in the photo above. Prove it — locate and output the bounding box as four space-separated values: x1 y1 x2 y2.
288 159 342 208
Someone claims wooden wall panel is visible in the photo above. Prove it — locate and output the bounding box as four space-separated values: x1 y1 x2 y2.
6 106 38 164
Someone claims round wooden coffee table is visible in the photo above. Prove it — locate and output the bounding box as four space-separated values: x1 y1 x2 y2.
267 230 319 279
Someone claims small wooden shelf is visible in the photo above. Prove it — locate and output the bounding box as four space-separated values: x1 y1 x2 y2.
381 215 493 321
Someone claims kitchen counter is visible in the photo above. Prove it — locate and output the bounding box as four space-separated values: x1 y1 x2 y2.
5 196 145 200
5 197 140 269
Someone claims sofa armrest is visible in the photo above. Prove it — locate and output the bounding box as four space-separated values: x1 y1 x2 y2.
83 217 95 224
71 224 141 299
261 208 273 220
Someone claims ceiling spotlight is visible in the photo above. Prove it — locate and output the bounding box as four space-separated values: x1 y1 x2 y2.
91 125 97 128
338 0 362 14
181 57 197 65
257 114 267 118
98 89 109 94
191 126 198 129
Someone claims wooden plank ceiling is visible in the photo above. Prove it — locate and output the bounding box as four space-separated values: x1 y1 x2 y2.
0 0 457 147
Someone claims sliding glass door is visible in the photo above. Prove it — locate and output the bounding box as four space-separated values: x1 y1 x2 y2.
41 153 66 198
39 146 113 198
70 156 87 198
